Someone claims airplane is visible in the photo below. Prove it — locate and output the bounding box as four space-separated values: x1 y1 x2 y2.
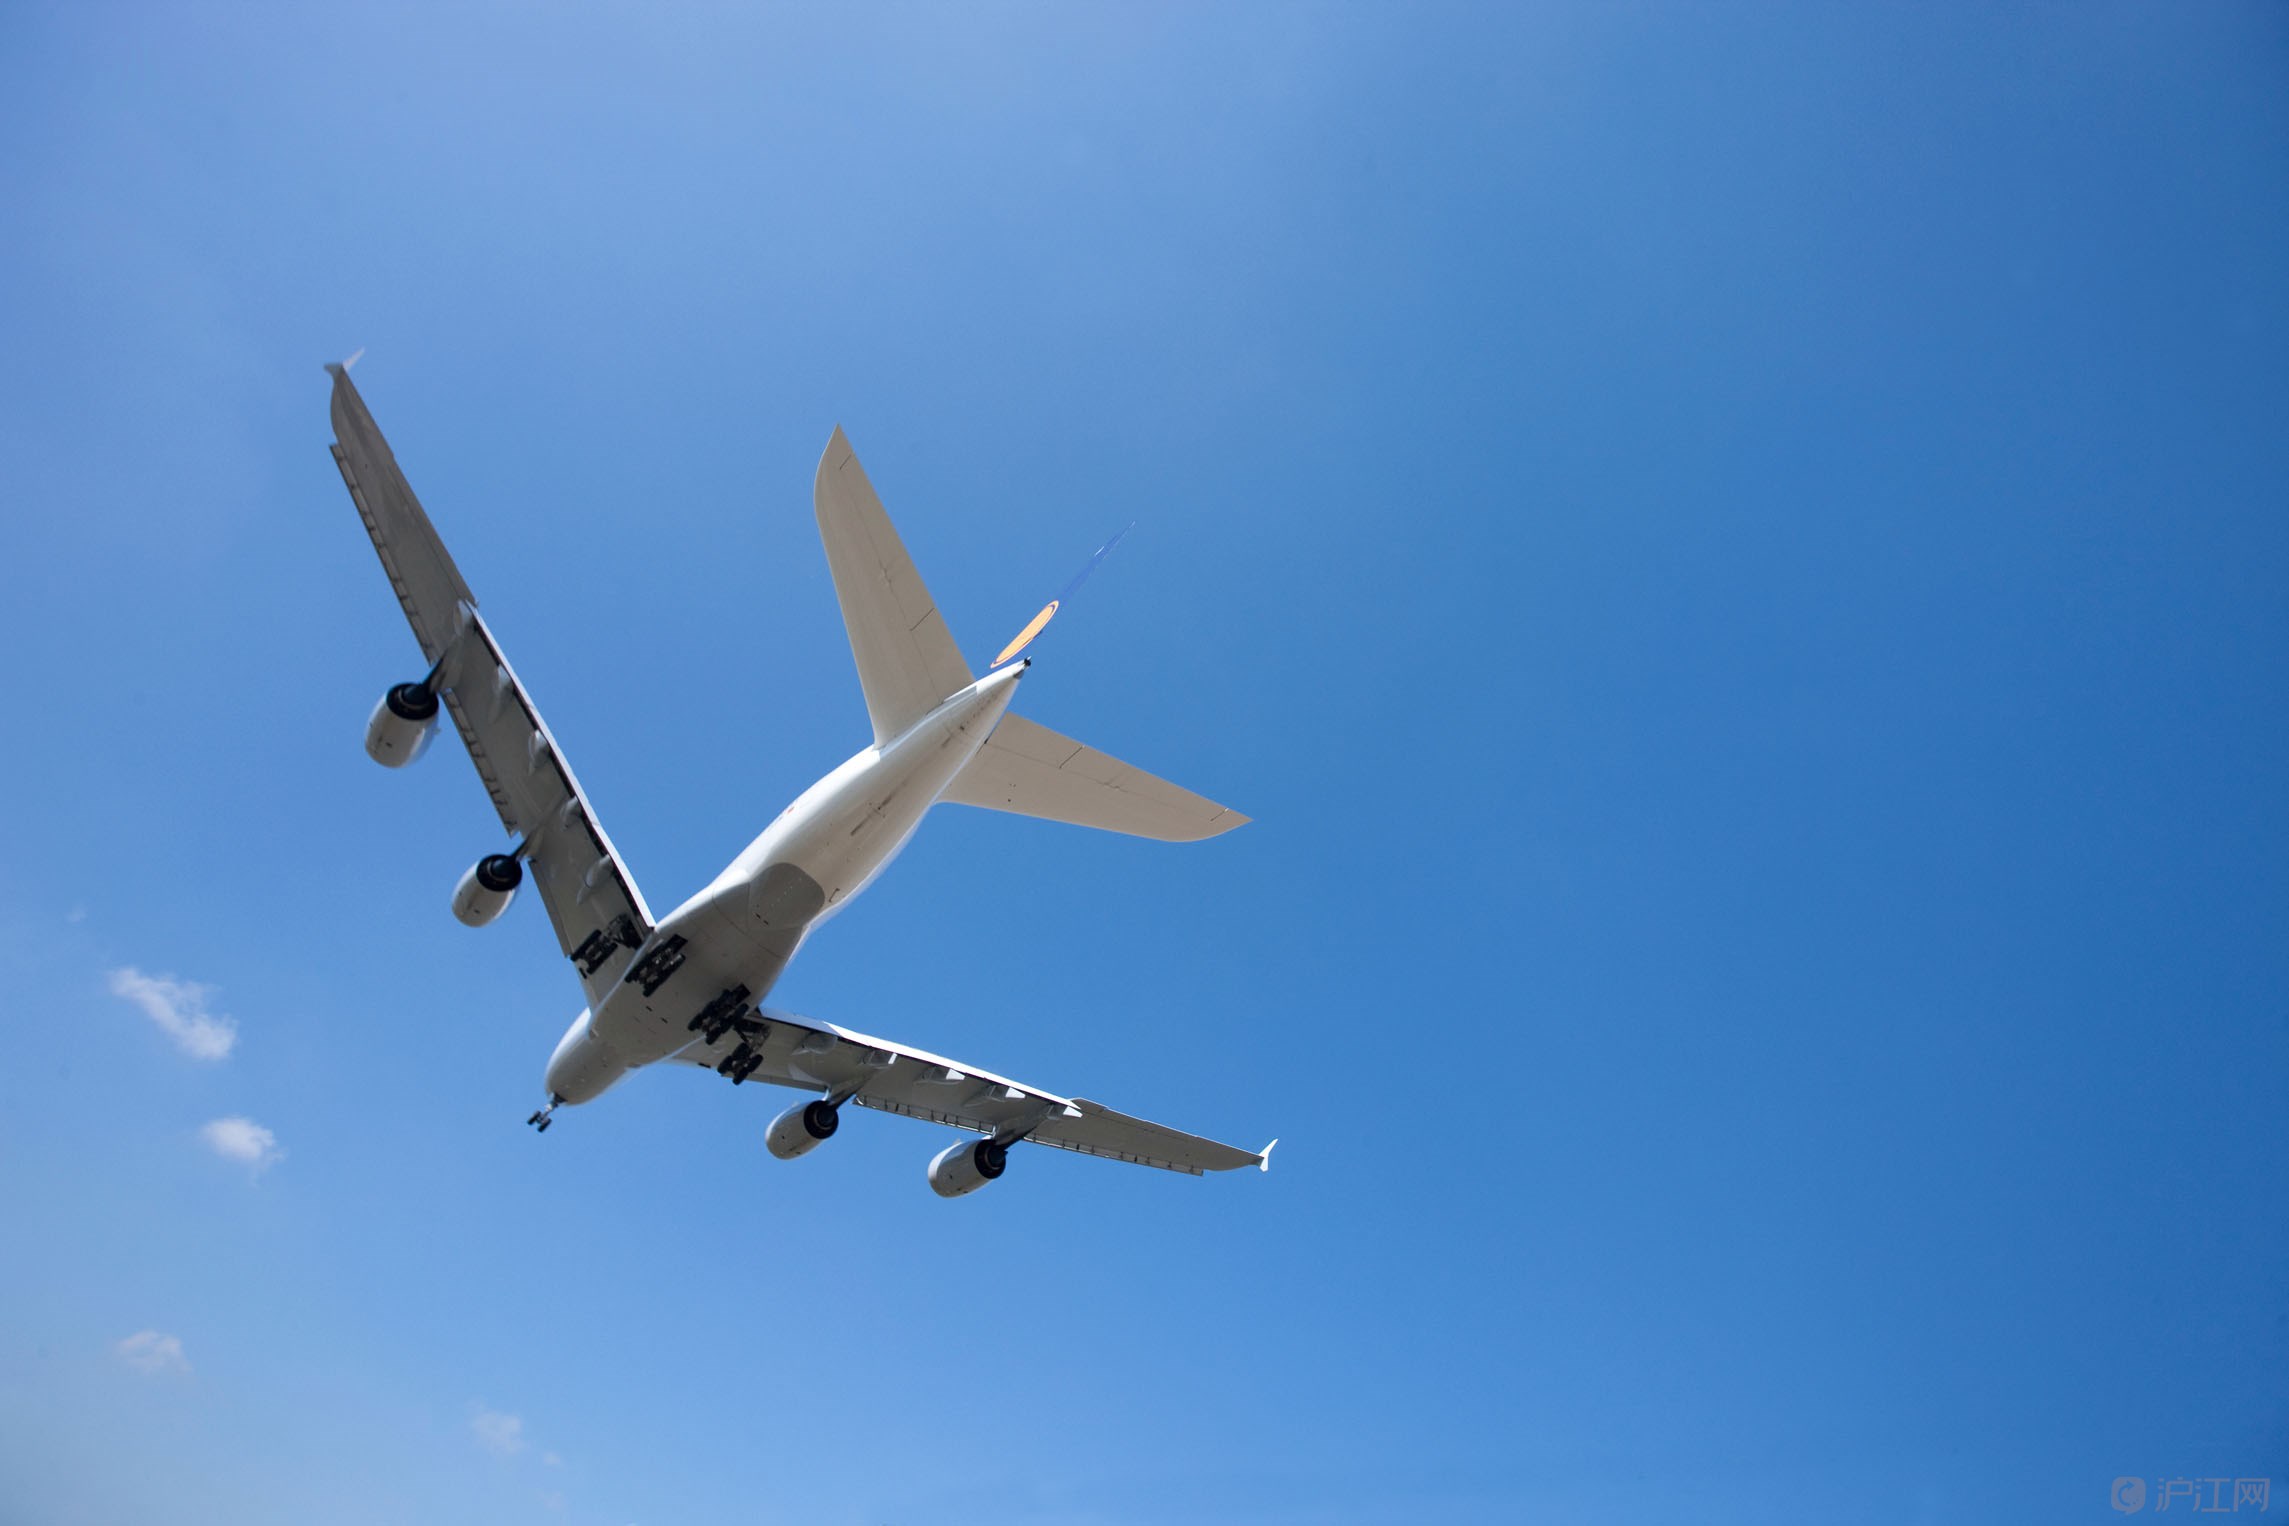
326 361 1273 1198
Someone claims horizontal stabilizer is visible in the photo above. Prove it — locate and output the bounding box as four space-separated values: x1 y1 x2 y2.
941 713 1247 842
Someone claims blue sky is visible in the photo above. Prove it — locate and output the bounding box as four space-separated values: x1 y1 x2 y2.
2 4 2284 1523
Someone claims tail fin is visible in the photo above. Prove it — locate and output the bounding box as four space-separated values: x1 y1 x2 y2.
814 428 974 744
942 713 1248 842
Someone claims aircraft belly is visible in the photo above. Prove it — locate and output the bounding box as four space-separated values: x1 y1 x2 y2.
580 677 1008 1075
588 900 804 1068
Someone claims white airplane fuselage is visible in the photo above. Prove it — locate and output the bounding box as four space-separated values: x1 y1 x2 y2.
543 662 1025 1104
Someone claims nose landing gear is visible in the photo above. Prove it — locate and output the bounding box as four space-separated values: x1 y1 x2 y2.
527 1094 564 1132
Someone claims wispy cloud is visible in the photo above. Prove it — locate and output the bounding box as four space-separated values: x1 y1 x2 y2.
116 1330 190 1375
472 1406 526 1457
200 1116 281 1172
108 967 237 1060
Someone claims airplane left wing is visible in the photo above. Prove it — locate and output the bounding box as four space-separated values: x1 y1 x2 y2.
673 1011 1267 1176
328 365 656 1007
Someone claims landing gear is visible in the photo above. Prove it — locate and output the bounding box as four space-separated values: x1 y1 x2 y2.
627 934 690 997
527 1094 564 1132
690 987 767 1081
687 985 754 1046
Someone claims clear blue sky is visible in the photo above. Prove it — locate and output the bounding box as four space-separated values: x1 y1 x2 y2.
2 5 2283 1523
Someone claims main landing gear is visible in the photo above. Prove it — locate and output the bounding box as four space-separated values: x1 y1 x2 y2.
527 1095 563 1132
687 985 754 1046
687 985 765 1083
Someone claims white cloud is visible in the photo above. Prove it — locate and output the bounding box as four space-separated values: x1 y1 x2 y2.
109 967 237 1060
200 1116 281 1172
472 1406 526 1457
116 1330 189 1375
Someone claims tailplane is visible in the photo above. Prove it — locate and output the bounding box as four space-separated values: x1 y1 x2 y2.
942 713 1248 842
814 429 1246 840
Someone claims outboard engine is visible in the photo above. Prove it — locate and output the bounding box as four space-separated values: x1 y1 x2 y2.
766 1100 840 1160
364 682 439 767
927 1137 1008 1198
450 853 522 926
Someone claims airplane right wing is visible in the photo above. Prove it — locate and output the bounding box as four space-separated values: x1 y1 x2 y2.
672 1009 1268 1176
328 364 656 1008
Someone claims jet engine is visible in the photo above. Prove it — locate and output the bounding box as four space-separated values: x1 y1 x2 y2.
766 1099 840 1160
927 1137 1008 1199
450 854 523 927
364 682 439 767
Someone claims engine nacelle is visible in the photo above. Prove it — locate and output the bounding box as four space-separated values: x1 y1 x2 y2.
927 1137 1008 1199
365 682 439 767
766 1099 840 1160
450 854 523 927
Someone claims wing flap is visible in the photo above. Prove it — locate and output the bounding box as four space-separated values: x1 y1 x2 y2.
941 713 1248 842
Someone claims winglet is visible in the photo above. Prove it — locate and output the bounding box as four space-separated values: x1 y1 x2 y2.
1259 1137 1279 1173
324 347 366 379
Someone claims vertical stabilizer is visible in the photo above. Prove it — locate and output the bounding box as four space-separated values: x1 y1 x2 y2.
813 429 975 743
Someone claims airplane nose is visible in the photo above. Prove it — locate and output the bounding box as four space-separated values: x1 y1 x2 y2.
545 1009 631 1104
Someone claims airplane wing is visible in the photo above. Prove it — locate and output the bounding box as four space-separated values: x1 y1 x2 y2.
672 1010 1267 1176
327 364 656 1007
